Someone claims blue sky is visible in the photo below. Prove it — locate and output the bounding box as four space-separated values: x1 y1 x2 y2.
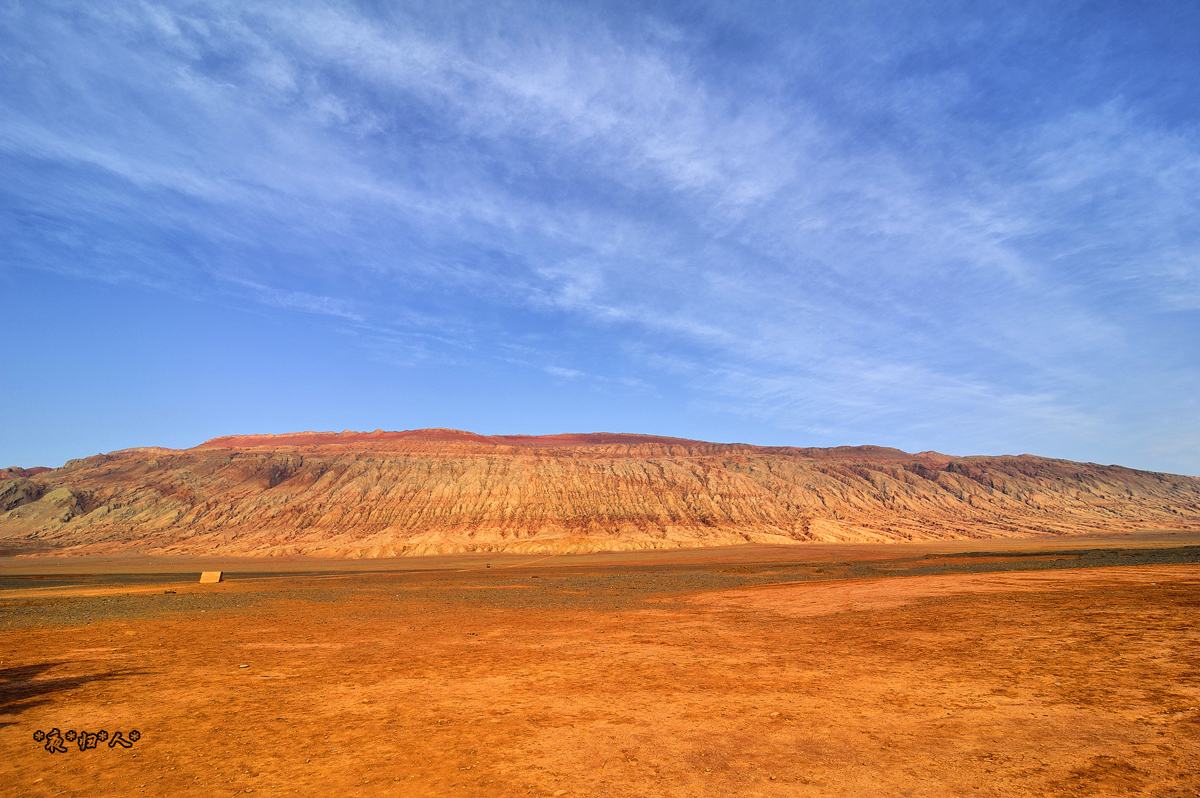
3 0 1199 474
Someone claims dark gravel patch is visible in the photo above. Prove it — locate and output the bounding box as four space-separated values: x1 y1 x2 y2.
0 591 261 630
4 545 1200 627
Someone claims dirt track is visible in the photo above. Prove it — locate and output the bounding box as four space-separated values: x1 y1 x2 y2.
3 537 1200 797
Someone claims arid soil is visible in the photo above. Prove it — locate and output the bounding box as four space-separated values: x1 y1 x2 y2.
4 429 1200 558
3 536 1200 797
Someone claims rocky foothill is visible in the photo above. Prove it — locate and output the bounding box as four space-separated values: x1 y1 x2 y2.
2 428 1198 557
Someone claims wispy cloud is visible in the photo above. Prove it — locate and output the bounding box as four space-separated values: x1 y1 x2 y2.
220 276 362 321
3 0 1198 472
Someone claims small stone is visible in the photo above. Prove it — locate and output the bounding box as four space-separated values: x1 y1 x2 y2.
768 711 780 717
553 791 568 796
239 664 249 669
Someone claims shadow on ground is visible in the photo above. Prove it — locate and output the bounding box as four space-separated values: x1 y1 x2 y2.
0 663 143 730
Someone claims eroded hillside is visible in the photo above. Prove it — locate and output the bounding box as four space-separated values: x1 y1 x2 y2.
2 429 1198 557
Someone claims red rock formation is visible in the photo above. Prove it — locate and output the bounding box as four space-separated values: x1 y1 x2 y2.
2 429 1198 557
1 466 52 481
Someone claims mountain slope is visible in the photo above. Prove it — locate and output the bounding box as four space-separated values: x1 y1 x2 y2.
3 429 1198 557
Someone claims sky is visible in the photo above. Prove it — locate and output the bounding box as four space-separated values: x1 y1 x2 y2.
2 0 1199 475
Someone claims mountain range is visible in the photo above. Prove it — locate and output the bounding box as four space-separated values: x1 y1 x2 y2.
3 429 1198 557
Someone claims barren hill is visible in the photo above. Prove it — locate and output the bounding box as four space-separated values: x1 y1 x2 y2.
3 429 1199 557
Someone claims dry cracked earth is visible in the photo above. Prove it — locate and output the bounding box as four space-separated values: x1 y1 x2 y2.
3 534 1200 797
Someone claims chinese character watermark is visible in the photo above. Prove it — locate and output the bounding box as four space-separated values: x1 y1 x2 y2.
33 729 141 752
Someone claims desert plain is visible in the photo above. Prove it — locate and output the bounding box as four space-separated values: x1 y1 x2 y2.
4 534 1200 798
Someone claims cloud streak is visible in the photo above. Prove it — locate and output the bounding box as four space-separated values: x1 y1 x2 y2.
3 0 1198 472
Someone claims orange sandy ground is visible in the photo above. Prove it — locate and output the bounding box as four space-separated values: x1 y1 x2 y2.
3 542 1200 797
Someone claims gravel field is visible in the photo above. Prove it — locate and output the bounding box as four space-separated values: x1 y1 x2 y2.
5 543 1200 627
4 539 1199 797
